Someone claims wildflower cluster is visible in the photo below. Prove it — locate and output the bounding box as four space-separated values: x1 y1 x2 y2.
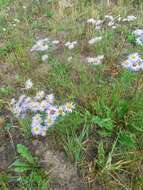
30 38 60 63
87 18 103 30
86 55 104 65
65 41 77 50
11 91 75 136
122 15 136 22
25 79 33 89
87 14 137 30
133 29 143 46
9 18 20 28
31 38 49 52
122 53 143 72
88 36 102 45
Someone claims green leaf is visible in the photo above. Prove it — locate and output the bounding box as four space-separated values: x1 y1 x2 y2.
9 159 30 173
97 129 112 137
17 144 35 164
127 33 136 44
33 172 42 184
119 132 136 149
0 87 14 96
97 142 105 167
117 100 129 119
92 116 114 131
45 10 54 18
107 31 114 40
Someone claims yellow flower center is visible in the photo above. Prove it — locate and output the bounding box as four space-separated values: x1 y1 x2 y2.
131 56 136 60
67 103 72 109
59 109 63 114
34 127 40 132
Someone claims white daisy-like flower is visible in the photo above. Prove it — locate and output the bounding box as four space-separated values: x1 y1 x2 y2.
57 106 65 116
118 16 122 21
31 125 42 136
68 44 74 49
64 102 75 113
40 100 50 111
65 42 70 46
88 36 102 45
95 19 103 26
14 18 20 23
31 38 49 52
42 54 48 62
132 29 143 46
18 95 26 105
45 94 54 104
129 62 142 72
45 115 55 127
13 107 21 117
123 15 137 22
105 15 114 21
128 53 141 64
136 37 143 46
108 21 114 26
67 56 72 62
121 53 143 72
10 98 16 105
126 15 137 21
46 105 58 116
133 29 143 36
32 114 42 126
29 101 40 112
86 55 104 65
33 114 41 121
87 18 96 24
25 79 33 89
122 18 128 22
2 28 6 31
41 126 47 137
112 25 117 29
65 41 77 50
35 91 45 100
121 60 132 69
95 25 101 30
52 40 60 44
86 57 96 64
87 18 103 26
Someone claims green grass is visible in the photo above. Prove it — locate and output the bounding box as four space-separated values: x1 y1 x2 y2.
1 0 143 189
0 0 13 7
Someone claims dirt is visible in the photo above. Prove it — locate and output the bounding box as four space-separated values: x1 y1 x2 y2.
0 61 17 86
31 63 52 80
0 142 15 171
32 140 88 190
0 128 26 171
